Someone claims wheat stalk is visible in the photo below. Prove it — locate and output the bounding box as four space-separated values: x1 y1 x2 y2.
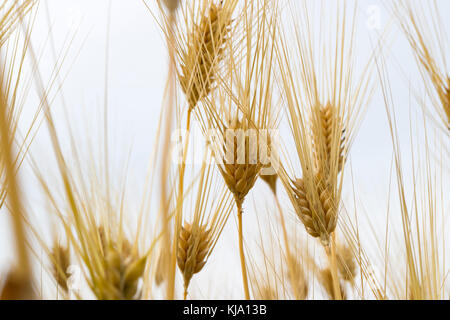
96 229 147 300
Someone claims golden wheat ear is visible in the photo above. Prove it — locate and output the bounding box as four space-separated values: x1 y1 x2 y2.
50 243 71 293
177 223 211 293
218 117 264 204
96 232 148 300
179 1 235 111
291 174 337 246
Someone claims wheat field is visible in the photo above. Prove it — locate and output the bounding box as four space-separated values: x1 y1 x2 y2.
0 0 449 300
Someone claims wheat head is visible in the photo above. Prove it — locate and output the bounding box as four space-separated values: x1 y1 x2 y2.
50 244 71 293
180 1 233 111
217 117 263 204
177 223 211 291
95 228 147 300
291 173 337 245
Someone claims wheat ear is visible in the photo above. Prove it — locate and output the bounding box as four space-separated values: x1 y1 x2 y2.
177 223 211 299
50 244 71 293
180 1 232 111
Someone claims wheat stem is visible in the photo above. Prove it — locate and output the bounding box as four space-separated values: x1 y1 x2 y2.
183 285 188 300
236 199 250 300
164 10 178 300
168 105 193 300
